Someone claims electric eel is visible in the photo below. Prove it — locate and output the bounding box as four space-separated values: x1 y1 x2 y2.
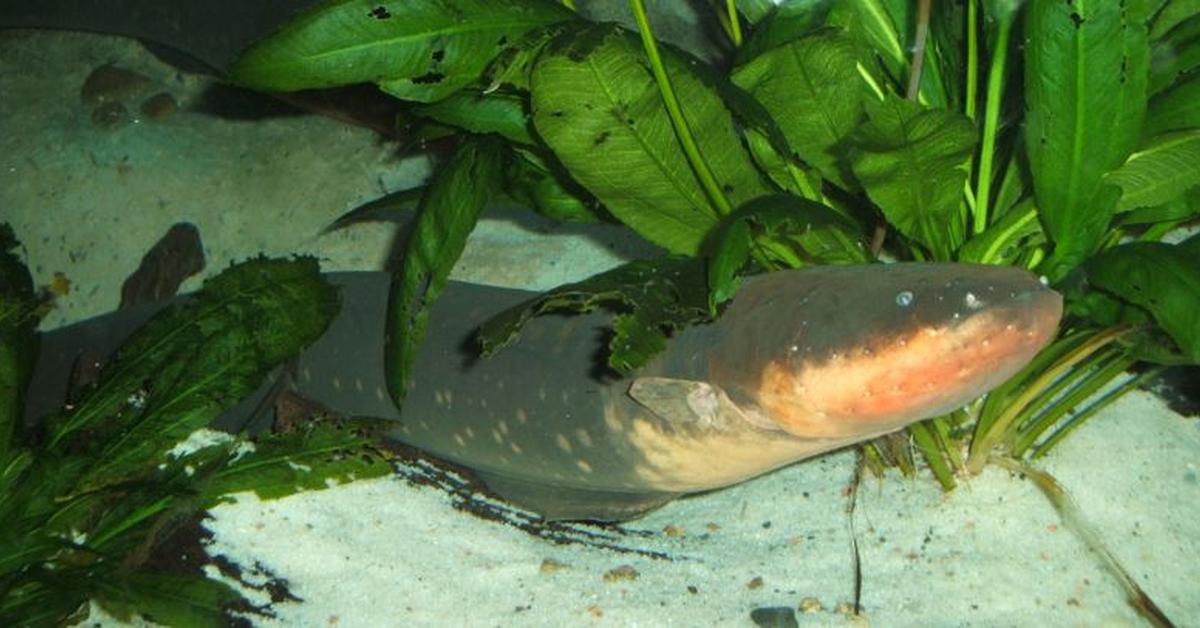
27 263 1062 521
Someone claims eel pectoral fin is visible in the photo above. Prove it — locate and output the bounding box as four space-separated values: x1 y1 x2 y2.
475 471 681 522
628 377 755 430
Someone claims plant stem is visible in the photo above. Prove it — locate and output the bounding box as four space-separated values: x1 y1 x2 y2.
628 0 733 217
991 456 1177 628
973 6 1015 235
964 0 979 120
906 0 933 101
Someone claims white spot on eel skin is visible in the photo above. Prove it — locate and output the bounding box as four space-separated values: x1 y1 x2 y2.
556 434 573 453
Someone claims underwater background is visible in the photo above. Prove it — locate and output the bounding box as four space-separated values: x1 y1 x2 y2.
1 2 1198 626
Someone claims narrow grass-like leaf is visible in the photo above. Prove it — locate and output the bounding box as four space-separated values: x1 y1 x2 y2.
1106 129 1200 211
478 257 710 374
848 94 977 260
1024 0 1150 280
530 24 770 255
385 136 503 402
1085 241 1200 362
958 199 1046 266
229 0 573 102
732 29 868 189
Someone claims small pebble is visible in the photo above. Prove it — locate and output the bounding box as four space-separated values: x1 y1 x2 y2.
746 576 763 590
139 92 178 120
749 606 798 628
539 558 567 574
81 64 152 105
602 565 638 583
798 597 823 613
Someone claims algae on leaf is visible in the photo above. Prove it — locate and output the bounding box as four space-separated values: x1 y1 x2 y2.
229 0 574 102
2 253 391 627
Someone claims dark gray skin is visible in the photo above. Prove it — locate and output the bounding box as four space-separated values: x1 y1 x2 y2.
27 264 1062 521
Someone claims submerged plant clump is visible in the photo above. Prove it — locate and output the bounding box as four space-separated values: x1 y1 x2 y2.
229 0 1199 483
0 226 392 626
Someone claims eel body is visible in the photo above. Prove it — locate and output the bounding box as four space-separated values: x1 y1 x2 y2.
29 263 1062 521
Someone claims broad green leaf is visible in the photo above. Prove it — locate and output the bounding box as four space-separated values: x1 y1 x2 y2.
1147 71 1200 135
1025 0 1151 280
1085 241 1200 362
411 89 535 145
1117 185 1200 224
386 136 503 402
1148 11 1200 94
229 0 573 102
0 224 37 460
203 420 393 502
1106 129 1200 211
93 572 242 628
530 24 770 255
827 0 907 87
732 29 868 190
53 258 339 495
848 94 977 260
735 0 836 63
478 257 710 374
706 194 869 309
485 21 582 92
1150 0 1200 39
503 148 605 223
736 0 786 25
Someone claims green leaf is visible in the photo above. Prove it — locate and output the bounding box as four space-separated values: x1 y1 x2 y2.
503 148 605 223
848 94 977 260
827 0 907 88
411 88 535 145
1085 241 1200 362
529 24 770 255
706 194 869 309
1024 0 1151 280
1148 10 1200 94
958 199 1048 266
735 0 836 63
51 257 339 495
385 136 503 402
1147 71 1200 135
203 419 393 502
1150 0 1200 40
93 572 242 628
229 0 573 102
1117 185 1200 224
0 224 38 460
1106 129 1200 211
478 257 711 374
732 29 868 190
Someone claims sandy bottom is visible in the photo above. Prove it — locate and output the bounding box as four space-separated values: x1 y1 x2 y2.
4 30 1197 627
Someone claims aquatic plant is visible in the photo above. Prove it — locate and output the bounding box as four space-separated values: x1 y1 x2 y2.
0 226 392 626
228 0 1199 485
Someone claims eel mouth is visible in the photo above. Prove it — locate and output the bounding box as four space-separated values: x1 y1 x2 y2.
757 286 1063 439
